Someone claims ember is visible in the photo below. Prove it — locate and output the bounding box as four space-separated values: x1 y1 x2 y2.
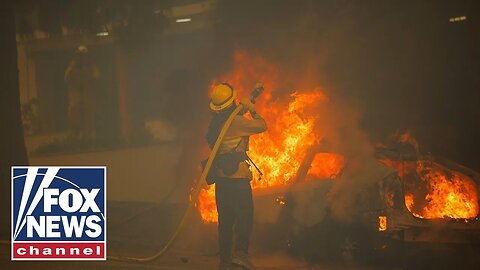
276 196 287 206
196 51 345 223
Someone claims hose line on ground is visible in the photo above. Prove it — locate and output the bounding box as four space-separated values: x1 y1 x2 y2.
108 104 245 262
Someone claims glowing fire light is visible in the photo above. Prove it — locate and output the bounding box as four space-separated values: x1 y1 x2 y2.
405 161 479 219
196 184 217 223
249 91 327 188
309 153 345 179
380 132 479 220
196 50 345 223
276 196 287 206
378 215 387 231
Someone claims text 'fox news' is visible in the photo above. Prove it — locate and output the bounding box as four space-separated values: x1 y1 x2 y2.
11 167 106 260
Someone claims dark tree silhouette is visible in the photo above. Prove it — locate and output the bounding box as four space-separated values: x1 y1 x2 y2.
0 1 29 240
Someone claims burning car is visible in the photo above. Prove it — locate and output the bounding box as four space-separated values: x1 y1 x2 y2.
193 50 480 265
376 147 480 243
279 143 480 265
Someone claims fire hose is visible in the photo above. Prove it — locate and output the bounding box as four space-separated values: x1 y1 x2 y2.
0 109 243 256
108 86 264 262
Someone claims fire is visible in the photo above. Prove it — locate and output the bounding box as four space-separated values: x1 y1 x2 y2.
379 132 479 220
404 193 423 218
309 153 345 179
197 184 217 223
196 50 345 223
249 91 327 188
405 161 479 219
378 215 387 231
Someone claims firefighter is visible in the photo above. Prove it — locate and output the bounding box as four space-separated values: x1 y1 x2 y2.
64 45 100 138
206 83 267 270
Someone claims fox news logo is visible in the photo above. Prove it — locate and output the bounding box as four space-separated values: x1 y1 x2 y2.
11 167 106 260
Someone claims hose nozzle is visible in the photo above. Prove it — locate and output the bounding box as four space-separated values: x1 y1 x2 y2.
250 83 264 104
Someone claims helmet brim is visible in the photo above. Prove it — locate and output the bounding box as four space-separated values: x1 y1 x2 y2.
210 90 237 111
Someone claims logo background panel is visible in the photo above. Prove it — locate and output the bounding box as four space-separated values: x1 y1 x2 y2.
12 166 106 251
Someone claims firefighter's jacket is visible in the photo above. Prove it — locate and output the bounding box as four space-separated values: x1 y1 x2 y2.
214 113 267 179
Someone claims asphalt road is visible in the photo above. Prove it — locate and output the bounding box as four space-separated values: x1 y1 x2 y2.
3 241 479 269
1 243 381 270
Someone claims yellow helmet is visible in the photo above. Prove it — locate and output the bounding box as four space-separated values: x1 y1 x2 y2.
210 83 237 111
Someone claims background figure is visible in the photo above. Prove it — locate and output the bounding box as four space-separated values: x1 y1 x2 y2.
64 45 100 138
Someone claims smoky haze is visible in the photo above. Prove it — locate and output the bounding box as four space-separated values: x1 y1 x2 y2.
202 0 480 228
213 0 480 171
8 0 480 266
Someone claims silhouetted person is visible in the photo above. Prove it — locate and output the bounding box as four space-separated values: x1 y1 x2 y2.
64 45 100 138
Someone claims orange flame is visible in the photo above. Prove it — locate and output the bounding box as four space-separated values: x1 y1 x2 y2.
381 132 479 220
309 153 345 179
378 215 387 231
249 91 327 188
196 184 217 223
405 161 479 219
196 50 345 223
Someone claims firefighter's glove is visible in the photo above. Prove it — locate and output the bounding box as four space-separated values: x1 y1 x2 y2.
240 97 255 111
240 97 260 118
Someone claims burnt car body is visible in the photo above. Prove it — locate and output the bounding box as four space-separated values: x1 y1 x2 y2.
250 147 480 266
375 152 480 243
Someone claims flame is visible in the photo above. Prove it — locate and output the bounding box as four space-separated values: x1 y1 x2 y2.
380 132 479 220
405 161 479 219
196 50 345 223
196 184 217 223
404 193 423 218
378 215 387 231
249 91 327 188
309 153 345 179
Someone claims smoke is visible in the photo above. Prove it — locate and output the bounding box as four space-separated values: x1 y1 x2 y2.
209 0 480 228
290 182 331 227
211 51 396 227
214 0 480 170
313 94 396 223
183 0 480 255
208 1 403 226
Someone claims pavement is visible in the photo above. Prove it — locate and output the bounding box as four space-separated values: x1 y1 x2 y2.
4 240 480 269
1 243 355 270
